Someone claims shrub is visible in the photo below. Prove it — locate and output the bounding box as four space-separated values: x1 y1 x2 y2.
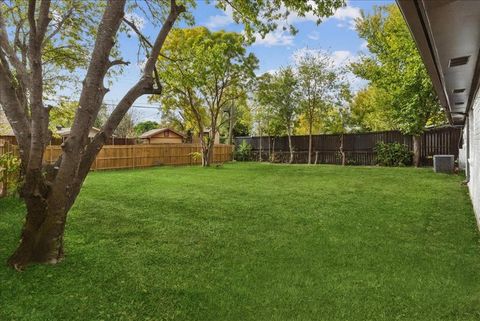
189 152 202 162
0 152 21 196
235 140 252 161
375 142 412 167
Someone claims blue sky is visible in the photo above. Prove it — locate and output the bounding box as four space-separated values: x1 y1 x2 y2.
104 0 394 122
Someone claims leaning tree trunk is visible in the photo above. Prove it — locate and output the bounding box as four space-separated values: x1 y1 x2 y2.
5 0 184 270
413 135 421 167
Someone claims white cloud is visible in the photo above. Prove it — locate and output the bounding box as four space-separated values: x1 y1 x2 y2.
308 31 320 40
252 30 294 47
205 5 234 29
332 4 361 21
331 50 357 67
360 40 368 50
331 4 362 30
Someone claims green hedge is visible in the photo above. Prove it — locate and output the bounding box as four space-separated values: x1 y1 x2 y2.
375 142 412 167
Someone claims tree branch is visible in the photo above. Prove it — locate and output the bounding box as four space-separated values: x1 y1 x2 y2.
108 59 130 68
43 7 74 46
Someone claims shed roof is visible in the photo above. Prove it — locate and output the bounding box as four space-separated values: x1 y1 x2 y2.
140 128 185 139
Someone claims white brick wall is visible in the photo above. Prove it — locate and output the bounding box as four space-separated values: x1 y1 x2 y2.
467 94 480 225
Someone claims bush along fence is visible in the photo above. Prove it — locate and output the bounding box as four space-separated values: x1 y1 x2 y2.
234 127 462 166
0 142 20 197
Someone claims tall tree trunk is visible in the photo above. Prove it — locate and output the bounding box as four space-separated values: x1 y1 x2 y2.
227 104 234 145
6 0 184 270
201 134 215 167
413 135 421 167
202 143 209 166
258 128 263 162
271 137 275 163
308 122 313 165
8 197 65 268
268 135 271 162
287 130 294 164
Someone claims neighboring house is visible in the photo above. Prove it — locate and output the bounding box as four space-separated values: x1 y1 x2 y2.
57 127 101 141
192 128 220 145
140 128 185 144
398 0 480 224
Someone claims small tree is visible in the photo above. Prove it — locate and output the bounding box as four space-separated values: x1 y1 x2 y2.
154 27 258 166
257 68 300 164
351 4 445 166
296 51 342 164
134 121 159 136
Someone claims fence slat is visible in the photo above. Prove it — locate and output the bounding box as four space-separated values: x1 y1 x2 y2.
0 143 233 171
236 127 461 166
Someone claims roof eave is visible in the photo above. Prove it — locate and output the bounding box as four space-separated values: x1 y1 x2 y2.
396 0 454 125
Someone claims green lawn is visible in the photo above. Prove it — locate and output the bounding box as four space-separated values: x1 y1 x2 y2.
1 163 480 320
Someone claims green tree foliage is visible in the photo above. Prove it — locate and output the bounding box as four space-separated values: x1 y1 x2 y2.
256 68 300 163
375 142 412 167
134 121 159 135
214 0 345 42
349 86 395 132
153 27 258 166
1 0 104 95
49 101 78 134
351 4 445 136
295 51 345 163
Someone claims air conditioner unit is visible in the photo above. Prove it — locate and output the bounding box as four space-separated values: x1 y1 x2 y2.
433 155 455 173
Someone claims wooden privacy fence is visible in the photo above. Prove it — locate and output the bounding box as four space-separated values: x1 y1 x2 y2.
0 135 137 146
0 141 16 196
0 143 234 171
235 127 462 166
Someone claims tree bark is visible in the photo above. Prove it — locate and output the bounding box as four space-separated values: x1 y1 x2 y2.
258 128 263 162
308 122 313 165
271 137 275 163
413 135 421 167
287 129 294 164
201 140 210 167
6 0 185 270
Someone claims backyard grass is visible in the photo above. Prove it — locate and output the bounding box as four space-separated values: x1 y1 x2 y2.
1 163 480 321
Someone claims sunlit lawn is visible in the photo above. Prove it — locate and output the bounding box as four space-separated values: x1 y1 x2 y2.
1 163 479 320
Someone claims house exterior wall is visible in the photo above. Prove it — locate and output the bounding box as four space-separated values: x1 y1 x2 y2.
143 130 184 144
149 136 183 144
466 93 480 225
